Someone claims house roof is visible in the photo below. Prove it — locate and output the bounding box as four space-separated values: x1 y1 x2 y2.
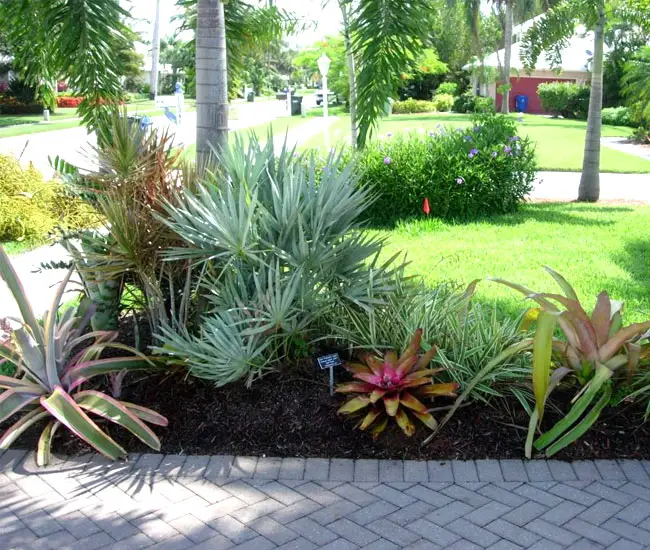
471 18 609 74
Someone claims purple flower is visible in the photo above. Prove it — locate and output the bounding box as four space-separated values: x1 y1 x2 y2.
491 151 498 158
456 177 465 185
456 127 464 132
384 156 392 165
468 148 479 159
473 125 482 132
508 136 520 142
504 146 512 154
428 130 436 137
464 135 472 142
387 132 393 137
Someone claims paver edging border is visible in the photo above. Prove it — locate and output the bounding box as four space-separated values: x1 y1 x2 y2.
2 448 650 484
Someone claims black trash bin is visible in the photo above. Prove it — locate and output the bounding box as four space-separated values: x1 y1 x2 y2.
291 95 303 116
247 91 255 102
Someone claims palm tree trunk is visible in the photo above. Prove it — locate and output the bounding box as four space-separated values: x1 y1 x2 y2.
196 0 229 169
578 1 605 202
339 1 358 148
150 0 162 100
501 0 514 114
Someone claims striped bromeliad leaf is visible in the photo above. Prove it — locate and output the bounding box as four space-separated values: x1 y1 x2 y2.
336 328 458 438
0 245 167 466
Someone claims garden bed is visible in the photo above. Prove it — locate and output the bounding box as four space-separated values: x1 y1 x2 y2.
21 366 650 463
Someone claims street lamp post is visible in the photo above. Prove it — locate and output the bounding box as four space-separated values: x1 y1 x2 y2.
317 53 331 119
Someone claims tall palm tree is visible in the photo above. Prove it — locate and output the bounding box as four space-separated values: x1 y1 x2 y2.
520 0 606 201
500 0 515 113
150 0 163 100
339 0 358 148
196 0 229 167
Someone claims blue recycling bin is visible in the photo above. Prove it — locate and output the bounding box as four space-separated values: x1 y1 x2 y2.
515 94 529 113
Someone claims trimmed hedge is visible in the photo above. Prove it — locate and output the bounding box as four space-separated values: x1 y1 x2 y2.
356 113 537 224
537 82 590 119
393 98 436 114
0 98 43 115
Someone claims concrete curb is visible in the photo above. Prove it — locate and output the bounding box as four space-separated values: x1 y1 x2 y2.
2 449 649 484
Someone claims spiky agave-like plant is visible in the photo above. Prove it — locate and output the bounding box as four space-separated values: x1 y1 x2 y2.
336 329 458 437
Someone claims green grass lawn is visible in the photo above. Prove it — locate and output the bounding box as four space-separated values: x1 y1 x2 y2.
300 112 650 173
377 202 650 322
0 107 79 128
0 99 197 138
182 114 315 159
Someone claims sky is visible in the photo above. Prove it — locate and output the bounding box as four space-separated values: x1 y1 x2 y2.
127 0 342 56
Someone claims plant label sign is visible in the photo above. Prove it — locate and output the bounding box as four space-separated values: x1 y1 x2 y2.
317 353 342 370
317 353 342 395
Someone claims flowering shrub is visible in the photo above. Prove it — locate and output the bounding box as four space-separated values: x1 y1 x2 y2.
356 113 537 224
56 96 84 108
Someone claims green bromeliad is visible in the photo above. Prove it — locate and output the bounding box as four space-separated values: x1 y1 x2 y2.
0 246 167 466
336 329 458 438
494 266 650 458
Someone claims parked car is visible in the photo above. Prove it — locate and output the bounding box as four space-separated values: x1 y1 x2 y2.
316 91 337 106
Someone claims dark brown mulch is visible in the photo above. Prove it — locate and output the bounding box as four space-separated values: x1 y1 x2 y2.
36 365 650 461
6 317 650 460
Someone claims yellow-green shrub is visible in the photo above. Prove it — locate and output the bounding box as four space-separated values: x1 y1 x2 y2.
432 93 454 112
0 155 98 243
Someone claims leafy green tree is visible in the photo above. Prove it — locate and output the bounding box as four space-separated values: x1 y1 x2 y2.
398 49 449 100
117 26 145 83
160 36 194 91
603 18 650 107
623 46 650 124
293 36 348 99
0 0 128 130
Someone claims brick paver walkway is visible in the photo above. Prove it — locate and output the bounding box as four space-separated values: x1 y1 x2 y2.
2 450 650 550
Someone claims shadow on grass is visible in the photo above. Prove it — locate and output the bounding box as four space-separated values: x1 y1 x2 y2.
370 202 632 231
608 238 650 316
